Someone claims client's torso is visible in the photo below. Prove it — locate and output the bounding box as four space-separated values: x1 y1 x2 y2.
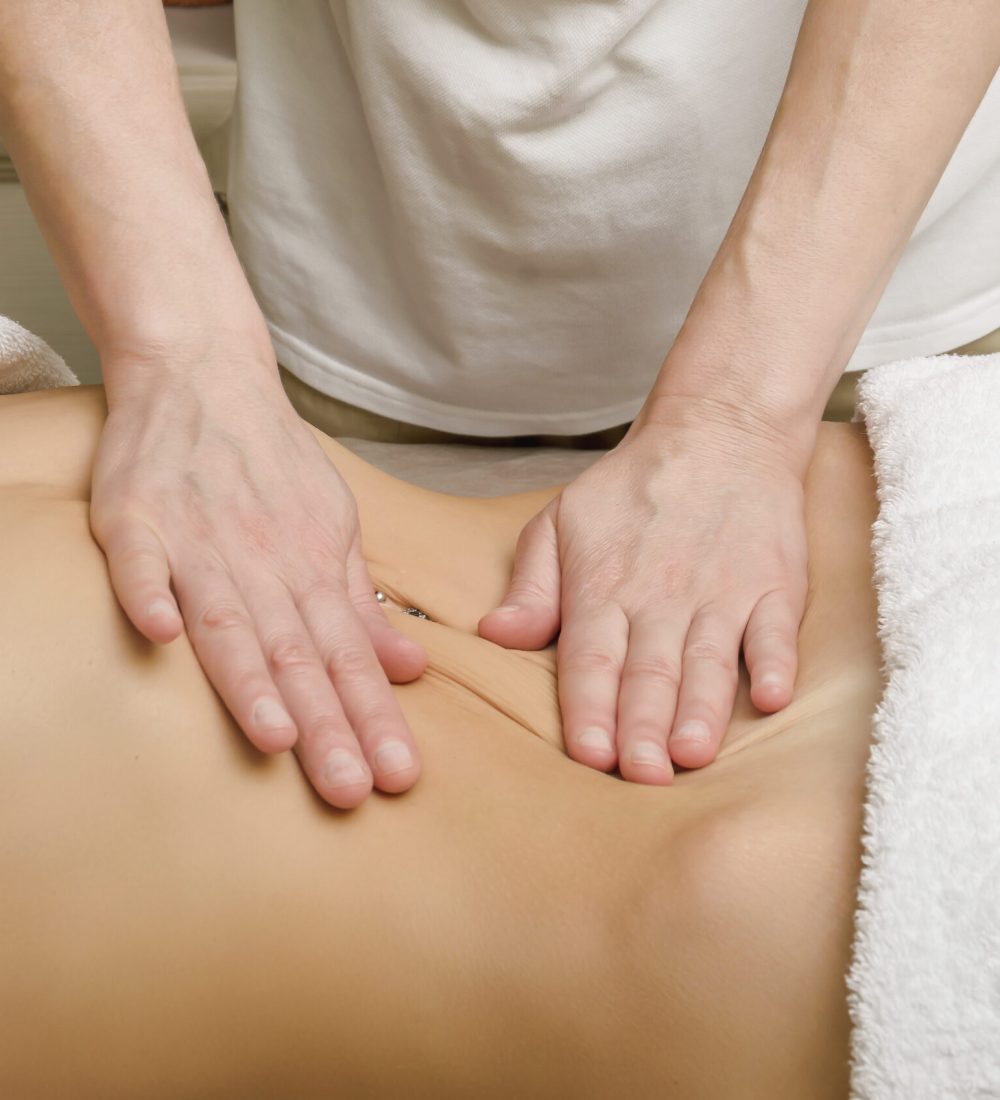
0 387 880 1098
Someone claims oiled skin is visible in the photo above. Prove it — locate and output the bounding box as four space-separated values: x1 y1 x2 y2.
0 387 880 1099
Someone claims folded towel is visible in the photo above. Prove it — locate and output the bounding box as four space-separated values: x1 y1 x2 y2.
0 314 78 393
849 352 1000 1099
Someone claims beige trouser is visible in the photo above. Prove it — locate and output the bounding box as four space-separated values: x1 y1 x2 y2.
280 325 1000 444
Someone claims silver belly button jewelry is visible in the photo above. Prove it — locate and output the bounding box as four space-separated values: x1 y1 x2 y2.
374 588 429 620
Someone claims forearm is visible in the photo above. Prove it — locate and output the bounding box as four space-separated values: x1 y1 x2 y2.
0 1 270 393
646 0 1000 452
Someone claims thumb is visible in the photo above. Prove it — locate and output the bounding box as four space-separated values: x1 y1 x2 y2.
478 499 561 649
94 512 183 645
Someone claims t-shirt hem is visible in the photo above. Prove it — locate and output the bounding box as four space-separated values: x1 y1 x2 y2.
844 284 1000 372
270 287 1000 433
268 323 646 436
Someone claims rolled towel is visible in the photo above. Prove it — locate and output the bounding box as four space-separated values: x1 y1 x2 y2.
849 351 1000 1098
0 315 79 394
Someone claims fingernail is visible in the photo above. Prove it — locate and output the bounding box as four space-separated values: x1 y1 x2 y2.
629 741 670 769
324 750 369 789
145 598 176 620
493 605 521 615
252 697 293 732
672 720 711 745
576 726 615 754
757 674 785 694
374 739 414 775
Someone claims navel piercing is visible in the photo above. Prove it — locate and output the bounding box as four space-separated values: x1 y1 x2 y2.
374 588 430 620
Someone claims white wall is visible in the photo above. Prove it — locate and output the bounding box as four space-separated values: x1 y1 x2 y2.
0 5 236 386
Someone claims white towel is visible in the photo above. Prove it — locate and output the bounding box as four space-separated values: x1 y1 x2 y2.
0 314 78 393
849 352 1000 1099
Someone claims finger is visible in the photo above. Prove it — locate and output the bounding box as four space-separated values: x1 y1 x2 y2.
743 587 804 714
242 581 375 810
615 613 690 785
668 608 743 770
176 566 299 756
97 515 183 644
478 500 561 650
345 538 427 684
297 581 421 795
557 603 629 772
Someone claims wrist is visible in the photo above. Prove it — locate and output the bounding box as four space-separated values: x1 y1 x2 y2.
632 386 819 477
91 216 268 351
99 310 281 409
639 242 851 463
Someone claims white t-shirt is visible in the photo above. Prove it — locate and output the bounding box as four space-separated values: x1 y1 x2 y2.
228 0 1000 436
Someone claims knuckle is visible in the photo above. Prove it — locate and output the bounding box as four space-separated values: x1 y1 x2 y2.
113 541 161 570
622 654 682 690
745 621 794 653
560 646 621 676
300 714 349 744
620 720 669 744
296 572 349 605
571 561 626 604
298 515 358 565
236 511 278 558
324 645 373 681
89 509 137 545
657 562 693 602
230 666 272 703
197 600 250 635
265 633 318 676
685 637 737 675
347 697 397 731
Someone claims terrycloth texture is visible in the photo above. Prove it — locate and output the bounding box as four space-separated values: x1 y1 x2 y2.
849 352 1000 1099
0 315 78 393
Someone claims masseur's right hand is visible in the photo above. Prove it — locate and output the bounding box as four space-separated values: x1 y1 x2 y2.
0 2 425 808
90 348 427 809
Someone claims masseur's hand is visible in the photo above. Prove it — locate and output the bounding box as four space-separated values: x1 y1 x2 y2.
90 353 427 809
479 400 809 783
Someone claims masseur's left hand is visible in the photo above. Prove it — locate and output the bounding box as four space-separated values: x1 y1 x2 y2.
479 398 809 783
481 0 1000 782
